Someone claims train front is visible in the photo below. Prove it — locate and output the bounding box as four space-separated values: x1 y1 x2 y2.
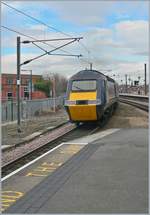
64 71 103 122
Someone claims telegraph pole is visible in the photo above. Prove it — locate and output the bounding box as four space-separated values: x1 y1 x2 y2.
17 36 21 133
144 63 147 95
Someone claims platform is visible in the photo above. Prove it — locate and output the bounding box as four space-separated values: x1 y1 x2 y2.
2 128 148 213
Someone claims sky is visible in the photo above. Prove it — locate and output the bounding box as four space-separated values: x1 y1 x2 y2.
1 0 149 84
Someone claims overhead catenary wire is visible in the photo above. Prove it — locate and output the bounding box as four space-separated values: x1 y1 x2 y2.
1 25 77 56
2 1 92 61
2 25 91 67
2 25 39 41
2 1 93 68
1 1 72 38
2 26 82 68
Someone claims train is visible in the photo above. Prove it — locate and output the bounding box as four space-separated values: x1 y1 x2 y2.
64 69 119 125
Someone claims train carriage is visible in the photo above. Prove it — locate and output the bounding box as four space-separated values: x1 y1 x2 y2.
64 69 118 124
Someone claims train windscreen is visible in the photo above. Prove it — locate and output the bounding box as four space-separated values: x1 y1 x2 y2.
72 80 96 91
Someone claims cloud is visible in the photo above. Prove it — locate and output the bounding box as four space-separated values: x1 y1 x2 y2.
79 20 149 64
1 1 149 83
2 51 149 85
43 1 113 26
44 0 148 26
1 53 83 78
2 19 149 83
115 20 149 54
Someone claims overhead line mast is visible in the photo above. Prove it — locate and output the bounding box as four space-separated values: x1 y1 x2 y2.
16 36 83 132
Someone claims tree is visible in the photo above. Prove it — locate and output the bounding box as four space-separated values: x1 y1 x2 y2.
53 73 68 96
34 78 51 97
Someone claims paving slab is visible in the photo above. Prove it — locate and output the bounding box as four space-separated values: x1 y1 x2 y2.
4 128 148 213
1 143 85 212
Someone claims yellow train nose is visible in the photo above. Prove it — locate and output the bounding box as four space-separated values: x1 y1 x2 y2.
69 105 97 121
68 91 97 121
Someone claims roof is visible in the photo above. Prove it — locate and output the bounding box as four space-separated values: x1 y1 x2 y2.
1 73 42 77
70 69 115 83
70 69 106 80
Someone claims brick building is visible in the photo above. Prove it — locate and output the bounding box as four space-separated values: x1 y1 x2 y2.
1 73 47 101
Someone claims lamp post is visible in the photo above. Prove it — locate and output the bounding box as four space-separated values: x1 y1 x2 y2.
52 75 56 112
47 73 56 112
21 69 32 100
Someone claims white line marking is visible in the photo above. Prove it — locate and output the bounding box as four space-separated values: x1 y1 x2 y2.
63 142 88 145
2 129 120 182
1 143 65 182
69 129 120 144
2 145 12 150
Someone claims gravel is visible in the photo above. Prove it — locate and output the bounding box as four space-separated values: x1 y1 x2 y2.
104 102 148 129
2 103 148 146
2 109 69 146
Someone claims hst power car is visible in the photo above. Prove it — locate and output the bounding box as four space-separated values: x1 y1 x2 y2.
64 69 118 124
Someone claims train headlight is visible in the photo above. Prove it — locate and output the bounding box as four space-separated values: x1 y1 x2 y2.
64 100 76 105
88 99 101 105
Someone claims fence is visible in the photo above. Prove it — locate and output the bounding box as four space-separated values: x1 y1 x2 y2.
2 97 64 123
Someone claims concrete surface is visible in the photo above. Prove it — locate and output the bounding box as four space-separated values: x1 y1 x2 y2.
1 143 85 212
4 128 148 213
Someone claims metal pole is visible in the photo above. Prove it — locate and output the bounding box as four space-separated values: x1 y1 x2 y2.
53 76 56 112
90 63 92 70
125 74 127 93
144 63 147 95
17 36 21 132
11 97 13 121
30 70 32 100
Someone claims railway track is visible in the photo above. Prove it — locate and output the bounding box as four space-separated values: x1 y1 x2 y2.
2 122 99 177
4 95 144 178
119 98 148 112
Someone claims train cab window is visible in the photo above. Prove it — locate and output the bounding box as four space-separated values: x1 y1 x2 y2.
72 80 96 91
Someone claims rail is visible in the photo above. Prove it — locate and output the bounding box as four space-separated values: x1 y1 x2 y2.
2 122 76 168
2 123 100 177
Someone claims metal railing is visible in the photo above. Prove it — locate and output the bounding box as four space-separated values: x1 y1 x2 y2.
2 97 64 123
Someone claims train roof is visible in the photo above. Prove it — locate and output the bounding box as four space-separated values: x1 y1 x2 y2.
70 69 116 83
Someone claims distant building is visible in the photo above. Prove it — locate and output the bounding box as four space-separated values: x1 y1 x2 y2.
118 84 149 95
1 73 47 101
